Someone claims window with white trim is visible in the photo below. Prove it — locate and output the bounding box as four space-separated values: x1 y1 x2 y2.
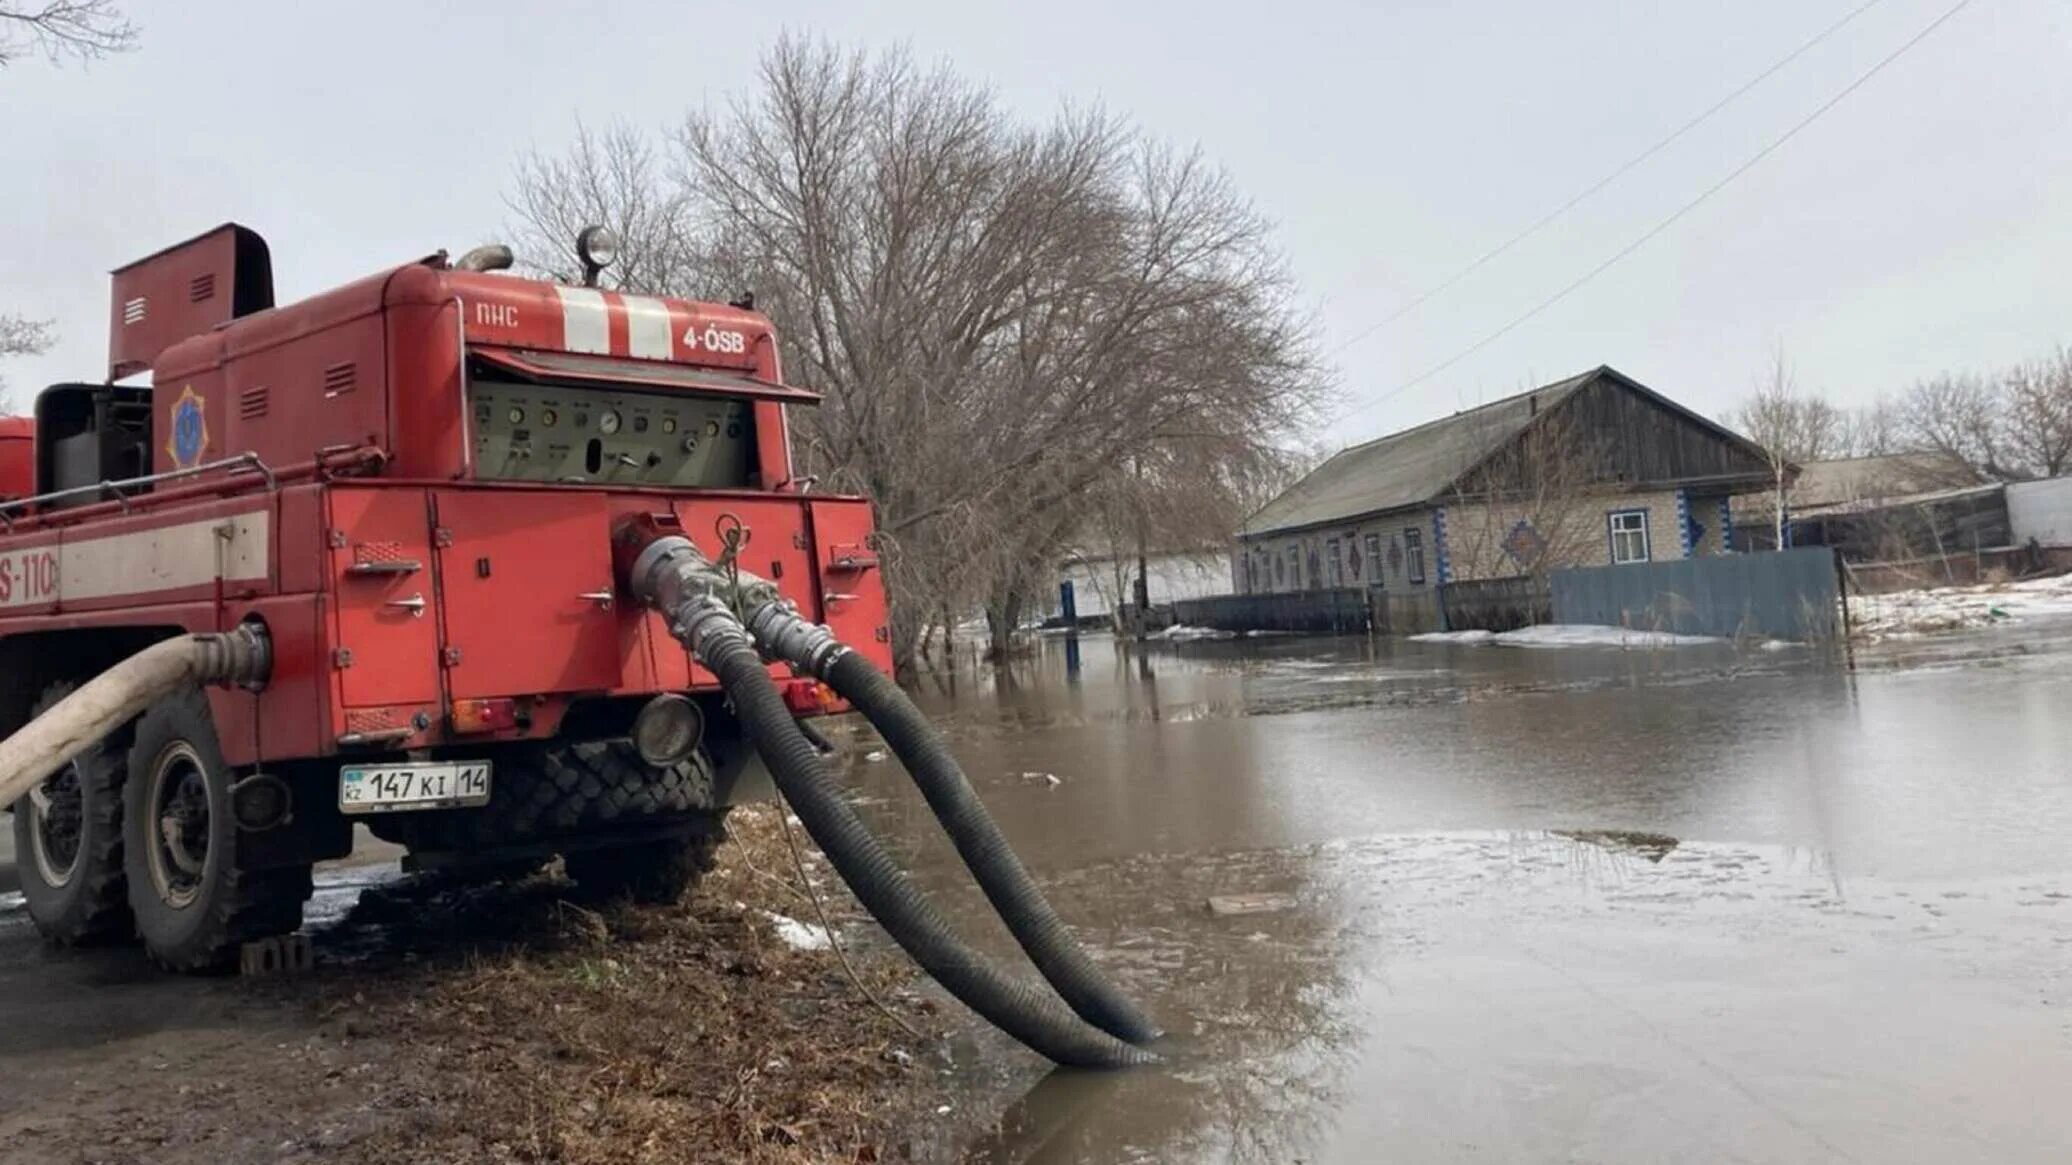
1608 509 1651 564
1404 527 1426 585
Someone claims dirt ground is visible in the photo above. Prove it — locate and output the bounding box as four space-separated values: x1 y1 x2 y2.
0 807 963 1165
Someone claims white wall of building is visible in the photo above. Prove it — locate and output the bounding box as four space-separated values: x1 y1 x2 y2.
2009 476 2072 547
1054 552 1230 620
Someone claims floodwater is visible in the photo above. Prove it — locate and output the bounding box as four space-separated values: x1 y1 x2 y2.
844 623 2072 1163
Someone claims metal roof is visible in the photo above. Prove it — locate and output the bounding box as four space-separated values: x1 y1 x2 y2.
1240 369 1600 537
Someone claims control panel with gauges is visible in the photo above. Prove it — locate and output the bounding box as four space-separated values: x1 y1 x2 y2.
468 377 757 487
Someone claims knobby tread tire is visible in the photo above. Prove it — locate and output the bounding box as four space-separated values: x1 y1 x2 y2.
124 685 312 973
11 680 134 946
563 814 728 905
382 740 714 854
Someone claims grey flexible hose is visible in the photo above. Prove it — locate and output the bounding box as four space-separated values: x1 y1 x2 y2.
820 650 1161 1046
698 628 1152 1067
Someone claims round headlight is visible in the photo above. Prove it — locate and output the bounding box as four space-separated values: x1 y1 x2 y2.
576 225 619 271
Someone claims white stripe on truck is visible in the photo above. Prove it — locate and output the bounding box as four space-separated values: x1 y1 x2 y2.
0 511 269 609
552 285 611 354
621 294 675 360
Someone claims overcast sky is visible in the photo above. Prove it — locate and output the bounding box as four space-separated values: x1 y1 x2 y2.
3 0 2065 446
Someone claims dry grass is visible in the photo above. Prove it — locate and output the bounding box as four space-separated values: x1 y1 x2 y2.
319 806 952 1164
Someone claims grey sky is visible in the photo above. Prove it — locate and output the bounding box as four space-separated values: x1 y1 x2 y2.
3 0 2065 447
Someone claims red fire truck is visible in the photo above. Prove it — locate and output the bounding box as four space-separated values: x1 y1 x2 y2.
0 224 890 971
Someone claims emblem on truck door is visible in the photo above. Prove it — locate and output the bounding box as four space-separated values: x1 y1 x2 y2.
167 385 208 468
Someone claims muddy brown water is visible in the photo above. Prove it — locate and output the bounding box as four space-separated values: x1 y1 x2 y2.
839 623 2072 1163
3 620 2070 1162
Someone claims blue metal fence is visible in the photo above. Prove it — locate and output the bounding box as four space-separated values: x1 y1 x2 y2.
1550 547 1843 641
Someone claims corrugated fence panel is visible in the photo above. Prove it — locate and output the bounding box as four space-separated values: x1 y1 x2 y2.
1170 589 1371 634
1551 548 1842 640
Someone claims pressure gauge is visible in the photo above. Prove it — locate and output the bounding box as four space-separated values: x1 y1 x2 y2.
599 409 623 435
540 408 559 427
507 407 525 425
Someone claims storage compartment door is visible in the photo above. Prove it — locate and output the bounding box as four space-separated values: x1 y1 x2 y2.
433 490 621 699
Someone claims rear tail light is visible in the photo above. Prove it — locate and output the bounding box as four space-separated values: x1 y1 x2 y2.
450 697 519 734
780 678 837 716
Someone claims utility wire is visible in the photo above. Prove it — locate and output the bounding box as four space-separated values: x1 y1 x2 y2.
1246 0 1979 537
1338 0 1978 429
1329 0 1890 358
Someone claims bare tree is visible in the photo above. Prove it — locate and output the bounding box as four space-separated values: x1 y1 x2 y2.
1443 402 1611 584
1838 394 1904 457
505 121 698 295
2001 346 2072 479
0 314 53 406
0 1 135 66
623 37 1326 664
1734 351 1837 547
1899 372 2005 485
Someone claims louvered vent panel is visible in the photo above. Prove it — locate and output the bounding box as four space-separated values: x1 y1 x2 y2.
322 362 356 396
189 273 216 302
239 386 269 419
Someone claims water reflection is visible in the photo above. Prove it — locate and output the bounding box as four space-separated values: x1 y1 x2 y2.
862 626 2072 1161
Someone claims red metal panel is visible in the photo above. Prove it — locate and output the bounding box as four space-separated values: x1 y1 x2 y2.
223 312 388 471
276 484 326 596
328 487 442 707
433 490 620 699
809 499 894 673
232 593 329 764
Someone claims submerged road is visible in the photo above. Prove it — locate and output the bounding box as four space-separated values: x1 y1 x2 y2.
856 621 2072 1162
3 618 2069 1161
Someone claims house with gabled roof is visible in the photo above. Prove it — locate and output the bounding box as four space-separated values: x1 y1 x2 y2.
1233 366 1776 616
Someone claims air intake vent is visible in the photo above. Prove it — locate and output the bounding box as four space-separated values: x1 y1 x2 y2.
322 362 356 397
189 273 216 302
239 386 269 419
122 297 147 325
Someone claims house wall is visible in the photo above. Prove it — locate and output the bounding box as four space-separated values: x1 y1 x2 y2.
1237 487 1740 599
1053 551 1229 620
1236 508 1442 596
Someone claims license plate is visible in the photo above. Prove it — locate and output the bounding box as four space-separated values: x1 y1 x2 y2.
339 761 492 814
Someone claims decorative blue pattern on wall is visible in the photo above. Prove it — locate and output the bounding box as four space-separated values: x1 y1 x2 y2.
1718 497 1734 553
1433 507 1452 585
1675 489 1693 558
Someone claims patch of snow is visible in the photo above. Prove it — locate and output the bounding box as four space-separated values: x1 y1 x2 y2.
862 749 888 763
1415 625 1718 649
764 912 833 951
1017 771 1062 787
0 891 25 914
1848 573 2072 640
1149 624 1236 641
1410 630 1497 644
1759 639 1803 652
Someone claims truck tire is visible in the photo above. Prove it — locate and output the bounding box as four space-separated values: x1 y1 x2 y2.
377 740 715 853
563 814 728 905
122 685 311 972
10 680 134 945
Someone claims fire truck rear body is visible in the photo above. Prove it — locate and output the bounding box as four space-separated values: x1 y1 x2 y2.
0 224 888 897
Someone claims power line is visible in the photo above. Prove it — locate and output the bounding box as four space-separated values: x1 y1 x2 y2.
1336 0 1978 431
1329 0 1890 358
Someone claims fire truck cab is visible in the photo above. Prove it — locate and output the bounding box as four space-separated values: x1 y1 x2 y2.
0 224 889 970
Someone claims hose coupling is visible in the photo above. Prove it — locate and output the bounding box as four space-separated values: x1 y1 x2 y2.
192 622 273 690
745 600 850 677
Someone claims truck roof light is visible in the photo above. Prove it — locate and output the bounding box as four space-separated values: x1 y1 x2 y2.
576 225 618 287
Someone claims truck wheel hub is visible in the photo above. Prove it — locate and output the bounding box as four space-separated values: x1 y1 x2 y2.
146 744 212 906
26 765 84 888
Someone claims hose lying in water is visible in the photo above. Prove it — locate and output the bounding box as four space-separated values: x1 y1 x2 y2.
0 627 271 810
626 532 1151 1067
750 601 1161 1046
